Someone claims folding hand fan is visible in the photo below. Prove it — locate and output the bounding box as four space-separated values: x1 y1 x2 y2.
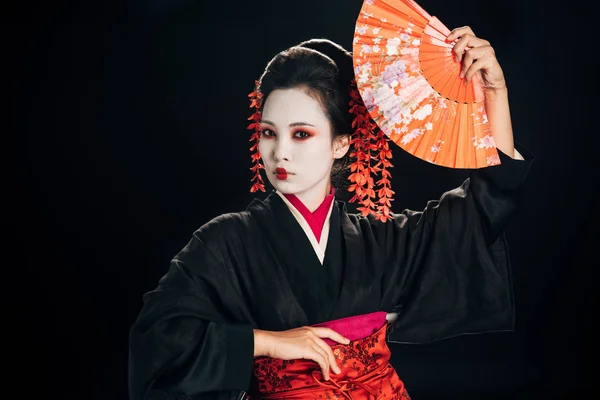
353 0 501 168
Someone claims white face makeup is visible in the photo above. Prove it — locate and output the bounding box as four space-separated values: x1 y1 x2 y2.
258 88 349 210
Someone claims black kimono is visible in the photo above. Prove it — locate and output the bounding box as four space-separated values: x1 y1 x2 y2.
128 146 533 400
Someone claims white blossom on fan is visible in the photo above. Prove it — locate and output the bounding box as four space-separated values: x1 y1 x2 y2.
473 134 496 149
411 38 421 46
356 25 368 35
486 154 501 165
431 140 444 153
372 85 401 123
366 0 374 4
476 106 489 124
386 37 401 56
358 62 372 74
400 33 410 42
373 27 381 34
358 69 370 84
372 45 381 53
362 12 374 19
425 122 433 131
400 113 413 125
373 37 382 44
405 27 413 34
387 108 403 127
361 44 373 56
412 104 433 121
401 128 425 145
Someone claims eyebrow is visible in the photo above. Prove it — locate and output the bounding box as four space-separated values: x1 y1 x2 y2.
261 120 316 128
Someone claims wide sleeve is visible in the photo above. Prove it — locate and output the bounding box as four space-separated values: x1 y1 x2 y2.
378 143 534 344
128 226 255 400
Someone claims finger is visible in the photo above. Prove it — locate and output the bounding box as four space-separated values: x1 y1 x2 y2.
452 35 490 64
446 25 475 42
463 57 492 84
312 337 341 375
326 346 341 375
310 345 331 380
310 327 351 345
460 46 494 79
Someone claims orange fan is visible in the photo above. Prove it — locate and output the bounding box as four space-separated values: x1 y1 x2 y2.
352 0 500 168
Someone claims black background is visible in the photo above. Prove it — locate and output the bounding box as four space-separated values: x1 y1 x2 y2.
18 0 595 398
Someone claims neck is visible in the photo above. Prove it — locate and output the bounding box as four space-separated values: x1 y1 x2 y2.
292 181 331 212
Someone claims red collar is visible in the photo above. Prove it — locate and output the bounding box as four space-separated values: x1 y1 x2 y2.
282 188 335 243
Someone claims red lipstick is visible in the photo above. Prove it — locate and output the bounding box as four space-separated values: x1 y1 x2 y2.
275 167 288 180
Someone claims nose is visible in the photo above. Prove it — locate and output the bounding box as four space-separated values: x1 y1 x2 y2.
273 136 291 162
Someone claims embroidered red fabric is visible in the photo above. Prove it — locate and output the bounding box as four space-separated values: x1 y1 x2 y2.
249 320 410 400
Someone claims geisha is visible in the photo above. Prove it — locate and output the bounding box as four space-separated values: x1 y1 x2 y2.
128 26 532 400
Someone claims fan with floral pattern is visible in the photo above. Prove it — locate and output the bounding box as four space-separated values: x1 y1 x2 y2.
353 0 501 168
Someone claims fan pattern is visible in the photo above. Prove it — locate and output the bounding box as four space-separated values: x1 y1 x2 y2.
353 0 500 168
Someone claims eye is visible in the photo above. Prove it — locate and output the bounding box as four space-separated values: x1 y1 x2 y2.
261 128 275 137
294 131 311 139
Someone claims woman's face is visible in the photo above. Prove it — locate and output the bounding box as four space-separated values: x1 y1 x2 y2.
258 88 349 206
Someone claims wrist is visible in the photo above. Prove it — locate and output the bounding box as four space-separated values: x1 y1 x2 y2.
484 86 509 102
253 329 271 357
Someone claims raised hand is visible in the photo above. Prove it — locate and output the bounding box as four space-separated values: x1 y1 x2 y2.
446 26 507 94
446 26 519 158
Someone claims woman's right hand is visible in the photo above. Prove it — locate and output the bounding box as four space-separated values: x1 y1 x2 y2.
253 326 351 381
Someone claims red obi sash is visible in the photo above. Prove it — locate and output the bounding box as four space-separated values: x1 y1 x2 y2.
312 311 387 346
249 313 411 399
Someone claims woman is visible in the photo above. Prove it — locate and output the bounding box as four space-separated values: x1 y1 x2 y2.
129 26 533 400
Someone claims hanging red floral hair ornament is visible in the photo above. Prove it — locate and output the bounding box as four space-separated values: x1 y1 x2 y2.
348 79 395 222
247 78 394 222
247 80 266 194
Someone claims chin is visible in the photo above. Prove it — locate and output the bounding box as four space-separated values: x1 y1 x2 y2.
269 180 299 194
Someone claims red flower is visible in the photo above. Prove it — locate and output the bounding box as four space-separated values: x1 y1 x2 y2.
347 80 394 222
248 82 266 193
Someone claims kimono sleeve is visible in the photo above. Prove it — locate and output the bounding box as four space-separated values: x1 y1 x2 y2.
128 226 254 400
382 143 534 344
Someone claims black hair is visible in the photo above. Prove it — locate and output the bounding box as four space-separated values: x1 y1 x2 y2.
257 38 355 197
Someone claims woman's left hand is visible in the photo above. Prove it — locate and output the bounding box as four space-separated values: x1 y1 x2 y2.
446 26 507 95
